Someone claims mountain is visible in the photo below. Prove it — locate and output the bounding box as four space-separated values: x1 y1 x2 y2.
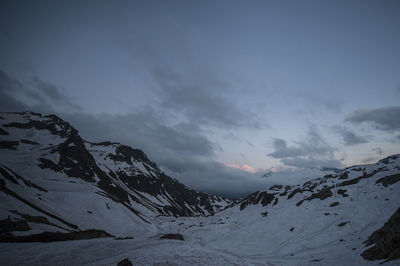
228 154 400 264
0 111 399 265
0 112 230 237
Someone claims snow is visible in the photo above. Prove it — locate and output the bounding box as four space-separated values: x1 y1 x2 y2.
1 112 399 265
2 162 399 265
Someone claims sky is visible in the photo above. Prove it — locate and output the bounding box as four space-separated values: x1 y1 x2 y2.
0 0 400 197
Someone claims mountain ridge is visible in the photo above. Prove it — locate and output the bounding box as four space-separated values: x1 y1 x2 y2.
0 111 230 236
0 111 399 264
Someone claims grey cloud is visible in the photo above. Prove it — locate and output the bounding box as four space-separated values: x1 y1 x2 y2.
372 147 383 155
296 93 343 114
65 113 268 198
362 156 379 164
135 48 265 129
164 158 270 198
224 132 241 142
268 138 306 159
0 69 80 113
247 141 254 147
297 126 336 157
345 106 400 131
63 110 216 160
335 126 368 145
31 76 81 111
0 70 272 197
267 126 342 169
281 157 342 169
323 98 342 113
0 70 30 111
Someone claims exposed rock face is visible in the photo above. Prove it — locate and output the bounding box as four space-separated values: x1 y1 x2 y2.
338 170 378 187
337 189 349 197
329 202 340 207
376 174 400 187
0 112 231 235
160 233 184 241
0 141 19 150
361 207 400 262
239 191 275 210
0 216 30 234
0 229 113 242
117 258 133 266
296 187 333 206
287 188 304 200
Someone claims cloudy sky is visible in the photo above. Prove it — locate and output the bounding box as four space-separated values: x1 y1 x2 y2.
1 0 400 197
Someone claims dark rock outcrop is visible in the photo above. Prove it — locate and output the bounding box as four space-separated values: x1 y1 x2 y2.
329 202 340 207
287 188 304 200
0 128 9 135
361 207 400 262
0 229 113 242
160 233 184 241
20 139 39 145
0 141 19 150
337 189 349 197
0 216 30 234
296 187 332 206
117 258 133 266
337 221 349 227
338 170 378 187
376 174 400 187
239 191 275 210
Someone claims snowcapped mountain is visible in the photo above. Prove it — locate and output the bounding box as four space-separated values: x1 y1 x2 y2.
0 111 399 265
0 112 230 237
228 154 400 264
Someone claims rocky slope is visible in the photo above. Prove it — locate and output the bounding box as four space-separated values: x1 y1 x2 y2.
0 112 230 237
229 153 400 263
1 111 399 265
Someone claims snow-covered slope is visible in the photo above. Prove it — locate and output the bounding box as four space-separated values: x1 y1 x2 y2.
0 111 399 265
218 154 400 264
1 154 398 265
0 112 230 237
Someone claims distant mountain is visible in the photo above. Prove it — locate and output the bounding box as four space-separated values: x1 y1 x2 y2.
321 166 343 174
261 167 340 185
0 112 230 237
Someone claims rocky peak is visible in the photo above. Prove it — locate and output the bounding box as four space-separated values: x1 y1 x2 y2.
107 144 158 169
1 111 77 138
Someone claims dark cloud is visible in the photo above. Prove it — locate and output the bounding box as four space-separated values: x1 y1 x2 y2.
31 76 81 111
268 138 306 159
345 106 400 131
323 98 342 113
164 158 269 198
0 70 30 111
372 147 383 155
267 126 342 168
334 126 368 145
0 70 269 197
362 156 379 164
281 157 342 169
63 110 216 160
150 65 263 129
55 112 270 198
224 132 241 142
0 69 81 113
